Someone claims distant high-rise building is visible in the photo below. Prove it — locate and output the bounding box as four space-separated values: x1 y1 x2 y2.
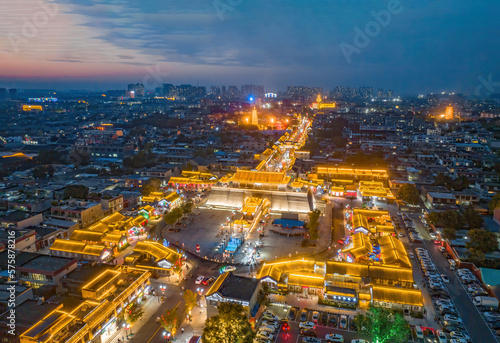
155 87 164 96
8 88 17 99
221 85 227 95
163 84 175 97
209 86 221 97
228 86 240 99
128 83 145 97
241 84 264 100
0 88 6 100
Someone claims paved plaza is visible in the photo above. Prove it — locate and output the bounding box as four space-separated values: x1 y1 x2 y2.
161 201 334 266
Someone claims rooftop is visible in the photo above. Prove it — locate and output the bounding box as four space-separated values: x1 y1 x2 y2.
19 255 76 274
207 272 259 301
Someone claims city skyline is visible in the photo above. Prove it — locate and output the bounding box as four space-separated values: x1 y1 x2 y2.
1 0 499 94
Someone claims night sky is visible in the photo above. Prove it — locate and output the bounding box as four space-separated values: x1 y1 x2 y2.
1 0 498 94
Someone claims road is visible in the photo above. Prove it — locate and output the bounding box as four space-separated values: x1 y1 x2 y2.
410 214 496 343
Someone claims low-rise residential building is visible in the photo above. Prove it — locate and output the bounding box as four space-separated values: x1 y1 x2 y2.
205 272 261 318
51 200 104 227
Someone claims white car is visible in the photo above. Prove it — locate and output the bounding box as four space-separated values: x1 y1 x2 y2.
441 274 450 283
429 233 437 239
450 331 471 342
436 299 453 306
351 340 370 343
256 331 273 340
325 334 344 342
261 320 279 329
195 275 204 284
444 314 462 323
436 330 447 343
312 311 319 323
302 338 320 343
299 321 315 330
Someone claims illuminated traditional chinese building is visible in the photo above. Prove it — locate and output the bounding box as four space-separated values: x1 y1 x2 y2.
257 259 423 313
125 240 183 275
19 266 150 343
168 171 218 189
251 106 259 126
225 170 291 191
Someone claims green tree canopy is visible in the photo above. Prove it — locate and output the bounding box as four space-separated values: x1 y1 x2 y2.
163 207 183 226
427 210 463 230
183 289 198 313
159 307 179 335
141 178 162 196
442 227 457 240
33 165 55 179
181 200 194 215
489 193 500 212
397 184 420 205
467 229 498 253
462 205 484 230
125 303 144 327
202 303 254 343
308 209 321 242
354 306 410 343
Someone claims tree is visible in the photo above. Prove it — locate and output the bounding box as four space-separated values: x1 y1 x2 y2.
183 289 198 313
462 205 483 230
159 307 179 335
141 178 161 196
33 166 48 179
308 209 321 242
181 200 194 216
467 248 487 265
397 184 420 205
354 306 410 343
489 193 500 212
442 227 457 240
125 303 144 332
467 229 498 253
427 210 463 231
202 303 254 343
163 207 183 226
63 185 89 200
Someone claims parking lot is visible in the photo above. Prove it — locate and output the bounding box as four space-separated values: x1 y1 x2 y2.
255 306 369 343
405 213 499 343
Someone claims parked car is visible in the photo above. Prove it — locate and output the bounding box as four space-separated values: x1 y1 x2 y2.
288 308 297 320
256 331 273 340
320 312 329 325
302 338 320 343
441 274 450 283
195 275 205 284
339 315 348 329
414 326 424 339
444 314 463 324
312 311 319 323
328 315 337 327
436 330 447 343
301 328 317 337
300 309 308 321
201 277 214 285
299 322 316 330
325 333 344 342
450 331 471 342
